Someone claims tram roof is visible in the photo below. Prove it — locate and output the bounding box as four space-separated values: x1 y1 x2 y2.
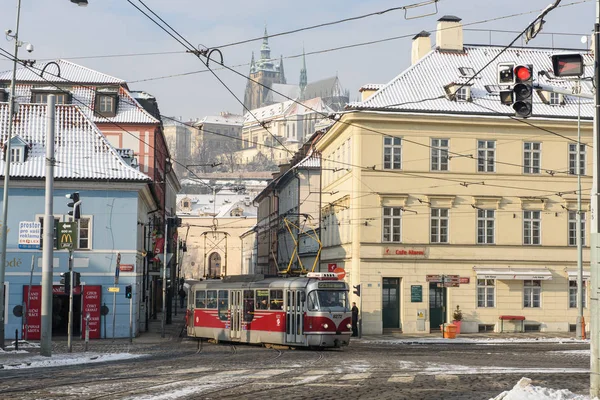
186 275 347 290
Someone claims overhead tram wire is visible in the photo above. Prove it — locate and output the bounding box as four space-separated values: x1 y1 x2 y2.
124 0 586 176
128 0 294 156
0 44 587 197
5 0 584 66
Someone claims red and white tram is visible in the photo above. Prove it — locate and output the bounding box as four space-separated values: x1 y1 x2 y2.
185 273 352 348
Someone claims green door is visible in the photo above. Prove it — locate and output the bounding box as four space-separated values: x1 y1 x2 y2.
429 283 446 329
382 278 400 329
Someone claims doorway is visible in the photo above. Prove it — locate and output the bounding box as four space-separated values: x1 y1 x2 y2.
429 283 446 330
52 293 81 336
208 252 221 277
382 278 400 329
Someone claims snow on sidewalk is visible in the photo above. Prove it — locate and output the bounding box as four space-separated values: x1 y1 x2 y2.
0 350 145 369
491 378 597 400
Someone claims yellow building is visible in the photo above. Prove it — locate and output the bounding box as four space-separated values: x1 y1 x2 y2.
316 16 593 334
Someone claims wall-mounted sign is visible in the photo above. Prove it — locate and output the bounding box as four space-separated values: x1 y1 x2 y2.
383 247 427 258
119 264 134 272
411 285 422 302
18 221 41 249
459 277 470 284
327 263 337 272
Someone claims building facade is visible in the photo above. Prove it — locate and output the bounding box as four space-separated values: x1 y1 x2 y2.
316 16 593 334
0 101 155 340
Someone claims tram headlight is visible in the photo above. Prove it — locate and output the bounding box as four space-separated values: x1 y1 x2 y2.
322 323 329 329
346 323 352 330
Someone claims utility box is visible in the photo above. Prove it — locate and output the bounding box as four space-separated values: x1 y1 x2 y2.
417 309 427 331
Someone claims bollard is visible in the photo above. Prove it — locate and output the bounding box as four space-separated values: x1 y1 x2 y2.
15 329 18 351
85 313 90 352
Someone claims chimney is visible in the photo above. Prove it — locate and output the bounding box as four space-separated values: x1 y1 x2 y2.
435 15 463 52
411 31 431 65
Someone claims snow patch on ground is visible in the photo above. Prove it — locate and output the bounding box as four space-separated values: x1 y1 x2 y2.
360 337 590 345
491 377 597 400
1 352 146 369
551 350 590 355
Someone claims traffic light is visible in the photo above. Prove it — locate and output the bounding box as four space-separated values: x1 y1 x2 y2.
512 64 533 118
60 272 70 294
73 271 81 287
125 285 132 299
551 53 584 77
353 284 361 297
497 62 515 85
66 192 81 220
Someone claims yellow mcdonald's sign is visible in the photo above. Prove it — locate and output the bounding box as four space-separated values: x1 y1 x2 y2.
58 222 77 250
61 233 72 243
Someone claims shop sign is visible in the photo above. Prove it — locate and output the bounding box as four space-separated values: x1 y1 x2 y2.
82 286 101 339
411 285 422 302
119 264 134 272
383 247 427 257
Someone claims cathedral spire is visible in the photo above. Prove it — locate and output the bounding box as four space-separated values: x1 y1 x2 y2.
299 47 308 97
260 26 270 60
250 51 256 74
279 54 286 84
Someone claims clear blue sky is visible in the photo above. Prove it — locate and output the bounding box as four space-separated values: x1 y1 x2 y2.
0 0 594 119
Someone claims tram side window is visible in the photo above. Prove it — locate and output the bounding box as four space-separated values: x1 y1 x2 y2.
307 291 319 311
243 290 254 322
270 290 283 310
195 290 206 308
206 290 218 309
218 290 228 320
256 289 269 310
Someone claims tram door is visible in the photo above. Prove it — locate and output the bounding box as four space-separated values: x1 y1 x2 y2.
285 290 305 344
230 290 242 340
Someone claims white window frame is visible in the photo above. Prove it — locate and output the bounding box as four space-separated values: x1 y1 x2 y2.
523 210 541 245
569 280 587 309
568 143 586 176
568 211 586 247
430 208 449 244
382 206 402 243
523 142 541 174
35 214 63 249
66 215 93 250
431 139 449 171
383 136 402 170
477 140 496 173
549 91 561 105
98 95 115 114
523 280 541 308
10 147 23 163
477 209 495 244
477 279 495 308
456 86 469 101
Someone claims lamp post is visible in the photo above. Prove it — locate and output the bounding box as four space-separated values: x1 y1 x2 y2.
0 0 23 350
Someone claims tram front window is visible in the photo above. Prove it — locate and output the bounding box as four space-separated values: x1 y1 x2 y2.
310 290 349 312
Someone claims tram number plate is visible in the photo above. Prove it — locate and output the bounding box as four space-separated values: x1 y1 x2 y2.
332 314 343 320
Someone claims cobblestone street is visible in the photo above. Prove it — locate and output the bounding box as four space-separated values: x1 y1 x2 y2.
0 333 591 400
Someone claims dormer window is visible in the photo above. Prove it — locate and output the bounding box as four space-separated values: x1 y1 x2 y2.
456 86 469 101
539 90 564 106
31 90 71 105
459 67 476 76
10 147 23 163
549 92 561 105
94 90 119 117
0 89 7 102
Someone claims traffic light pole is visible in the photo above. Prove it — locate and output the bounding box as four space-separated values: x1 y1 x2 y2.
40 95 56 357
591 1 600 396
67 250 73 353
129 288 133 344
162 220 168 339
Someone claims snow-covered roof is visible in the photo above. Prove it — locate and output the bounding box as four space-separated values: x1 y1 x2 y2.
359 84 384 92
0 59 125 85
177 190 259 218
1 61 160 125
348 45 594 119
196 114 244 127
0 103 151 181
285 97 333 117
243 100 294 124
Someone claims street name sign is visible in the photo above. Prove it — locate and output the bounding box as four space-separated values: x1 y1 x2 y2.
108 287 120 293
18 221 41 249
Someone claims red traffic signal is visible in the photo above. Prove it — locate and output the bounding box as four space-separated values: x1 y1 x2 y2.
514 65 532 82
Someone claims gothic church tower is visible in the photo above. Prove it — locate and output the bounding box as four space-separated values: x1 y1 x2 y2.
243 27 287 111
